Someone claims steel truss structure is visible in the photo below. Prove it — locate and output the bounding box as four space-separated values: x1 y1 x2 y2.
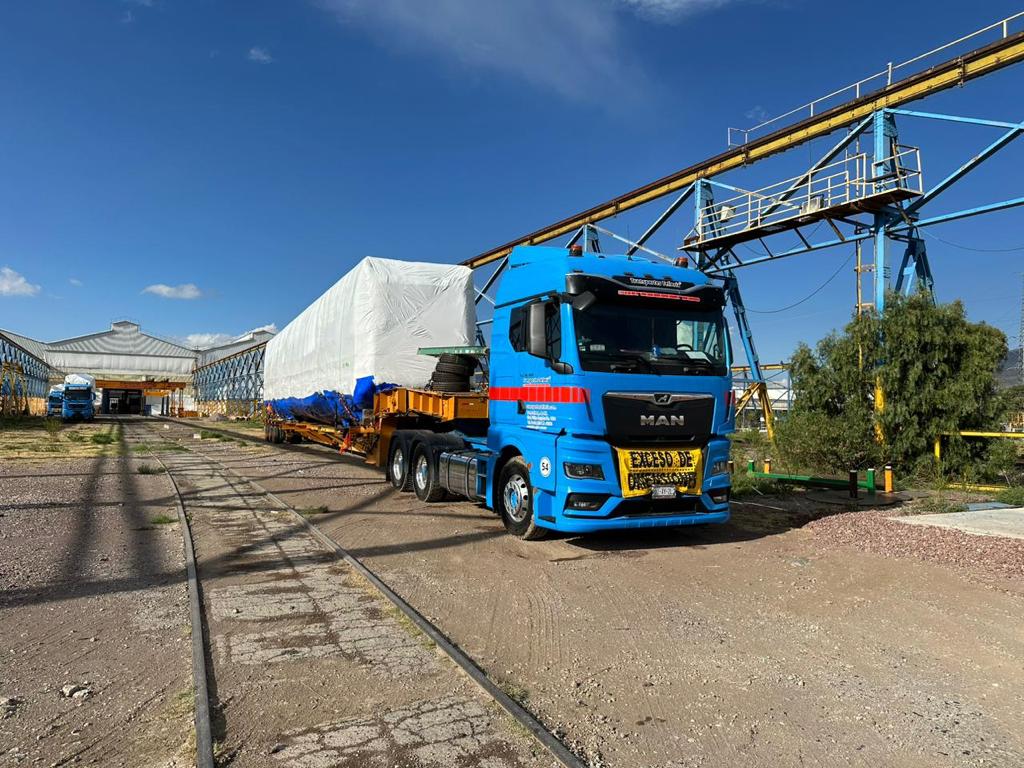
192 341 267 419
0 332 52 416
464 14 1024 436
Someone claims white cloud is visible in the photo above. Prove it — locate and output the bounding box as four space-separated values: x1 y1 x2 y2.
142 283 203 300
69 277 83 287
120 10 134 24
0 267 41 297
745 104 769 123
248 46 274 64
316 0 734 101
183 324 278 350
617 0 729 21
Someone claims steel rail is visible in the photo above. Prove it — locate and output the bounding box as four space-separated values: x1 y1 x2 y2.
462 30 1024 269
142 437 216 768
152 417 588 768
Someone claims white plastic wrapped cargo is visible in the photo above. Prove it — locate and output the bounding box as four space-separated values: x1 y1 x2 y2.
264 257 476 401
64 373 96 388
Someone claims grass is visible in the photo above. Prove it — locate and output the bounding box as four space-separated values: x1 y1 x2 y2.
730 469 781 499
909 493 969 516
995 486 1024 506
43 418 62 437
199 429 235 441
90 431 116 445
137 463 164 475
299 505 329 517
496 678 531 708
150 513 177 525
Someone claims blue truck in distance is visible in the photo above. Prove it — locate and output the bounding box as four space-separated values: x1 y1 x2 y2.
62 374 96 422
266 244 735 539
46 385 64 417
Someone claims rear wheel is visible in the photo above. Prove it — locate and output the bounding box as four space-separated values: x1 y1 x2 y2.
412 443 446 502
387 436 413 492
498 457 548 540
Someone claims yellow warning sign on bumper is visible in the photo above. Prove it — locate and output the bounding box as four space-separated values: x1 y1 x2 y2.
614 447 703 498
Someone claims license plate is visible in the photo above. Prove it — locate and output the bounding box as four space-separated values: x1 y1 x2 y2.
651 485 677 499
614 447 702 498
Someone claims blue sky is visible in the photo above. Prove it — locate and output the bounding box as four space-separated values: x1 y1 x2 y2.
1 0 1023 359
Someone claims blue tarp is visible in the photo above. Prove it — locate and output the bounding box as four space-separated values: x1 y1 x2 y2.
266 376 397 427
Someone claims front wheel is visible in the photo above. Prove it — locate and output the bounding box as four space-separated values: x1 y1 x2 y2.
497 457 548 540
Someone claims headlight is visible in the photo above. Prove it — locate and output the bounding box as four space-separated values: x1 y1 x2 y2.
710 459 730 476
564 462 605 480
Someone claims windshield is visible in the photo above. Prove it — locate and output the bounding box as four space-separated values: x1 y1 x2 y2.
65 389 92 401
574 302 728 376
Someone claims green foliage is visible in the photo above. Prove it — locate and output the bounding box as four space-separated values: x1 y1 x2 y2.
779 294 1007 476
995 485 1024 506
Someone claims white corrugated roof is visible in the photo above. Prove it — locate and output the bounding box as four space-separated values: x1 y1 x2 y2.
0 329 48 361
47 321 194 358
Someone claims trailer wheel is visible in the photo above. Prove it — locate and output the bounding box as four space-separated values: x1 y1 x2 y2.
497 457 547 540
411 444 446 502
387 437 414 492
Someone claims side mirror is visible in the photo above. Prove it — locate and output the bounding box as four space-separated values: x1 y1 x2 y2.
526 302 547 358
572 290 597 312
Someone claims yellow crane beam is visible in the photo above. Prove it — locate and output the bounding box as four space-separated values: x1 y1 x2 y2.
463 31 1024 269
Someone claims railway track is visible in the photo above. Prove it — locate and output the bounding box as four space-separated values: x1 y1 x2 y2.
138 419 584 768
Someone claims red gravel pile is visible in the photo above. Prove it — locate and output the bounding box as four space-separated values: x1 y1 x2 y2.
808 509 1024 580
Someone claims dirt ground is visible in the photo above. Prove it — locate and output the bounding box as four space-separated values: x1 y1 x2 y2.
184 418 1024 768
0 418 193 767
152 425 554 768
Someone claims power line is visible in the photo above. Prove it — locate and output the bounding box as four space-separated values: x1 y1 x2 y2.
922 230 1024 253
747 252 854 314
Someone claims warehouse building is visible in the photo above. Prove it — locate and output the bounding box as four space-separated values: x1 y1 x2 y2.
0 321 273 416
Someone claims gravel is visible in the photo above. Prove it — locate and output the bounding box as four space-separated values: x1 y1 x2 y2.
808 508 1024 581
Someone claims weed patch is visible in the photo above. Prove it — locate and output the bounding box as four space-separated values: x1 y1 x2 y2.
995 486 1024 506
137 463 164 475
150 514 177 525
299 505 329 516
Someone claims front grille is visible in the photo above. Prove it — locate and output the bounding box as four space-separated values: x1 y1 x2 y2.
602 392 714 445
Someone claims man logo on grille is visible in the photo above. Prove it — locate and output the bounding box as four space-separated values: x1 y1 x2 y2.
640 415 684 426
653 393 673 405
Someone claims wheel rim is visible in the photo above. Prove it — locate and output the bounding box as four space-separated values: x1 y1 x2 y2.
415 455 429 491
503 473 530 523
391 447 405 481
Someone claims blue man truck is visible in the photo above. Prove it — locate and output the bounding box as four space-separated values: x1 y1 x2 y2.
62 373 96 422
264 245 734 539
46 385 65 417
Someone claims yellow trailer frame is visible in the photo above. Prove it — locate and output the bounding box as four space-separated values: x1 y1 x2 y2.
268 388 490 466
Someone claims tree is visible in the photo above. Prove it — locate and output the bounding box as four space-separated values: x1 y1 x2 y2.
776 294 1008 476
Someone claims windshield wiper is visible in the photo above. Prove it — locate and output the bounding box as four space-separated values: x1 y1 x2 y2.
600 352 662 375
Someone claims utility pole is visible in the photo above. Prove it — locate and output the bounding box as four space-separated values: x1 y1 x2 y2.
1019 272 1024 386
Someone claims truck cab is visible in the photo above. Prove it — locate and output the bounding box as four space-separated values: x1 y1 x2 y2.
484 245 734 537
62 379 96 422
46 387 64 418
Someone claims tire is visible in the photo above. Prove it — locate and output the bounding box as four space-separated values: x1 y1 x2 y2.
272 425 285 444
430 379 469 393
439 353 475 367
286 430 303 444
387 436 414 492
411 443 447 502
497 457 548 540
431 370 471 383
434 360 474 375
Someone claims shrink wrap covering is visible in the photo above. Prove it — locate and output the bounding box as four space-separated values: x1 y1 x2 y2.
264 257 475 405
